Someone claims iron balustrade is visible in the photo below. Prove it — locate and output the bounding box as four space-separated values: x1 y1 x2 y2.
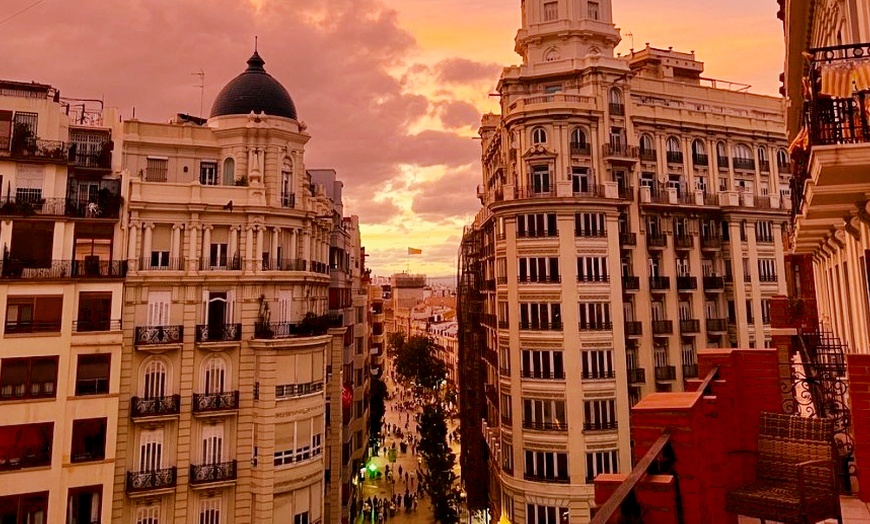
130 395 181 418
570 143 591 155
309 261 329 274
703 276 725 290
759 274 778 283
692 154 709 166
602 143 640 159
646 233 667 248
524 473 570 484
579 321 613 331
622 276 640 290
584 421 618 432
73 319 122 332
516 184 555 199
573 184 606 198
640 149 657 162
195 323 242 343
683 364 699 378
717 156 730 169
138 257 185 270
756 234 775 244
497 320 509 329
522 420 568 431
744 273 753 283
576 227 607 238
4 320 61 334
701 235 722 249
521 370 566 380
624 321 642 336
679 319 700 333
618 185 635 200
126 467 177 493
581 370 615 380
779 162 792 174
649 276 671 290
609 103 625 116
628 368 646 384
192 391 240 412
65 195 122 219
518 275 561 284
518 321 562 331
516 229 558 239
759 160 771 172
619 232 637 246
0 259 127 279
652 320 673 334
134 325 183 345
254 318 330 339
666 151 684 164
199 256 241 271
261 258 307 271
4 138 68 162
577 274 610 283
499 367 511 377
706 318 729 332
189 460 237 485
281 193 296 208
674 235 694 249
0 196 65 216
0 448 51 471
275 381 324 398
676 276 698 290
655 366 677 381
733 158 756 170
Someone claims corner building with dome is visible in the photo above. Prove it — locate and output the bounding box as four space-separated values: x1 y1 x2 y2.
112 50 345 524
458 1 793 522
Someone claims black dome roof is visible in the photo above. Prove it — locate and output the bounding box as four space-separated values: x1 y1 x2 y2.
210 51 297 120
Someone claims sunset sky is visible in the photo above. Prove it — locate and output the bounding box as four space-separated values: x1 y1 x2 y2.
3 0 784 278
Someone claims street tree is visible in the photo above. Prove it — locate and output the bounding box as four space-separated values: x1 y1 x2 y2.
419 402 460 524
393 335 447 391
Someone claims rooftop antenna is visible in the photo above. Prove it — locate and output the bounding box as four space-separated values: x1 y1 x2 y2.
191 69 205 117
255 35 258 52
625 32 634 51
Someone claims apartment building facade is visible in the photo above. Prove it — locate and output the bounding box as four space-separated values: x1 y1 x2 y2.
458 1 792 521
111 51 341 524
0 81 124 523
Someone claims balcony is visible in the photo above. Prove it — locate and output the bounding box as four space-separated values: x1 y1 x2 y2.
692 154 709 167
524 473 571 484
759 275 778 283
759 160 771 172
518 321 562 331
195 323 242 343
679 319 701 334
676 276 697 291
639 149 657 162
682 363 699 379
0 196 65 217
649 276 670 290
706 318 729 333
5 319 61 334
628 368 646 384
134 325 183 346
192 391 239 413
262 259 307 271
570 142 591 156
655 365 677 381
646 233 667 249
584 421 618 432
254 315 331 339
618 185 635 201
733 158 756 171
609 103 625 116
624 321 642 337
619 232 637 246
700 235 722 250
703 276 725 291
666 151 684 164
602 143 640 161
652 320 673 335
189 461 237 486
130 395 181 419
577 274 609 284
622 276 640 291
1 136 68 163
65 180 122 219
126 467 177 494
515 184 555 199
581 370 614 380
138 257 185 271
522 420 568 432
199 256 241 271
0 259 127 279
674 235 694 249
281 193 296 208
717 156 730 169
73 319 122 332
579 321 613 331
276 381 325 398
518 275 561 284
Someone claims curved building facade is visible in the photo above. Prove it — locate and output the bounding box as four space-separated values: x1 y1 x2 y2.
459 2 792 522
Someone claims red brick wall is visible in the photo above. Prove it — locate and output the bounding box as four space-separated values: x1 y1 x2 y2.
848 354 870 502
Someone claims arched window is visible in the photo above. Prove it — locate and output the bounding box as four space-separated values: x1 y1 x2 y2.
609 88 624 115
639 134 655 157
757 147 768 162
776 149 790 171
734 144 752 159
532 127 548 145
202 357 227 395
716 141 729 169
691 139 706 157
281 159 293 207
666 136 682 163
141 359 168 399
570 128 587 153
223 157 235 186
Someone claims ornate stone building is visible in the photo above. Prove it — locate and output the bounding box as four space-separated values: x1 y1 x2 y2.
458 1 792 521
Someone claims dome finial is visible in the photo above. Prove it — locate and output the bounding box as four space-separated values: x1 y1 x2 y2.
255 35 258 52
246 39 265 72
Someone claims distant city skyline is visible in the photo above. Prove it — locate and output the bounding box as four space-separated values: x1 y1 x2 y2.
3 0 784 276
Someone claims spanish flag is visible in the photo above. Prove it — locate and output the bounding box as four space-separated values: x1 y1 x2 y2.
408 247 422 255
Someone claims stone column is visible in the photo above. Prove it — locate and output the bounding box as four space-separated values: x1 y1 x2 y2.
201 225 212 268
270 227 280 269
302 230 311 270
245 226 254 272
255 226 264 271
230 226 240 266
127 222 139 268
290 229 298 264
142 224 154 264
171 224 183 266
188 223 199 272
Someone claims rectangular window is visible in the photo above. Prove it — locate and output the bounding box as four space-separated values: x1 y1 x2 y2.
578 302 611 330
209 243 229 268
15 164 43 204
531 165 551 194
587 1 600 20
523 399 567 430
571 167 590 194
145 158 168 182
761 299 771 324
75 354 111 396
586 449 618 482
0 356 58 400
71 418 107 463
0 422 53 470
0 492 48 524
500 393 512 423
755 221 773 243
746 300 754 324
150 250 170 268
521 350 564 379
200 161 218 185
76 292 112 332
583 399 617 431
199 498 221 524
526 504 568 524
524 449 569 481
577 256 608 282
519 303 562 330
543 1 558 21
502 440 513 472
581 350 614 379
5 295 62 334
517 213 557 238
518 257 560 283
758 259 777 282
575 213 606 237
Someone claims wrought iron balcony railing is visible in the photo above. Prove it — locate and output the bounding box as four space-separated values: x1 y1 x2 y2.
189 460 237 485
618 185 635 200
126 467 177 493
195 323 242 343
666 151 684 164
628 368 646 384
609 103 625 116
622 276 640 291
706 318 729 332
619 232 637 246
520 370 566 380
649 276 671 290
674 235 694 249
652 320 673 334
199 256 241 271
134 325 183 346
2 137 68 162
639 149 657 162
262 258 307 271
517 274 561 284
577 274 609 283
602 143 640 159
73 319 122 332
676 276 697 290
192 391 240 413
138 257 185 271
655 365 677 381
130 395 181 418
692 154 709 166
0 259 127 279
0 196 65 216
581 370 615 380
703 276 725 290
625 321 642 336
682 363 699 379
522 420 568 431
584 421 618 432
570 142 591 155
701 235 722 249
579 321 613 331
254 316 331 339
524 473 571 484
733 158 756 171
646 233 667 248
679 319 701 333
518 321 562 331
717 156 730 169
